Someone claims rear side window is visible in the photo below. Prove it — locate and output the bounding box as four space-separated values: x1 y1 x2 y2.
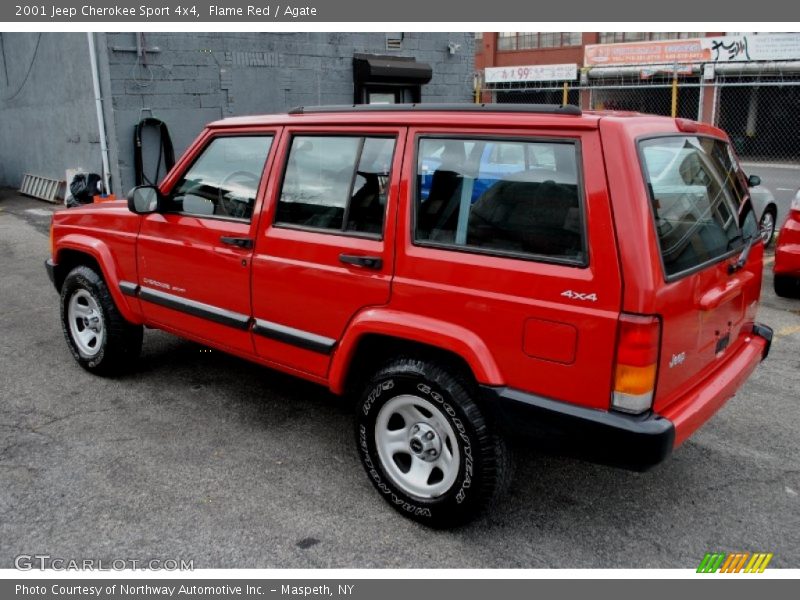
415 137 585 264
275 135 396 236
640 136 749 278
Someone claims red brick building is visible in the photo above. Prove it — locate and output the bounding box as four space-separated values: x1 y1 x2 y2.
474 32 800 162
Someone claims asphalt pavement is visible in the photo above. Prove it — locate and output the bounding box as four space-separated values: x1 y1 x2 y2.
1 190 798 569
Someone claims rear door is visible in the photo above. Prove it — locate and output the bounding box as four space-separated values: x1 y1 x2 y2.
250 126 406 378
639 135 763 412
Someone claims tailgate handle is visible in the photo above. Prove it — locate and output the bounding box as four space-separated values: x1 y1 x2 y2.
339 253 382 270
220 236 253 249
698 272 753 311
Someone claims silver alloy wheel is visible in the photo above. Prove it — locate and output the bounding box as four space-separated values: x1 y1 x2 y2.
67 289 105 357
374 394 461 499
760 211 775 245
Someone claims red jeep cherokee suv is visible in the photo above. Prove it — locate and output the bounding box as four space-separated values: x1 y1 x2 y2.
46 105 772 527
774 190 800 298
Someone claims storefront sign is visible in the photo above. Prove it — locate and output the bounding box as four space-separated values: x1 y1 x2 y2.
701 33 800 62
584 33 800 67
484 63 578 83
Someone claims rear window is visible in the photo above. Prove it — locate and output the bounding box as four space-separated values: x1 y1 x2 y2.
640 136 750 278
415 137 585 264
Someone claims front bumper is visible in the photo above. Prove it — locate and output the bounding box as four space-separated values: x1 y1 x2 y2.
45 258 57 287
482 322 773 472
774 214 800 275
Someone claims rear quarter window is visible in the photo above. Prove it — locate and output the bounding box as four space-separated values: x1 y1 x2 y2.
414 137 586 265
640 135 753 279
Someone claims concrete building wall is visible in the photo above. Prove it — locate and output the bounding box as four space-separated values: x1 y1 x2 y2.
104 32 475 192
0 33 103 188
0 32 474 194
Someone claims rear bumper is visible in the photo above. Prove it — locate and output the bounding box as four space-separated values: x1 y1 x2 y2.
481 386 675 472
482 322 772 471
661 325 770 447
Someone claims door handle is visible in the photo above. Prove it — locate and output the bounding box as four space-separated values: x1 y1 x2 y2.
220 236 253 249
339 253 383 270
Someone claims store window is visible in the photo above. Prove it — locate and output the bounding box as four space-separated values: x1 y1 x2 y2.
497 32 582 51
598 32 703 44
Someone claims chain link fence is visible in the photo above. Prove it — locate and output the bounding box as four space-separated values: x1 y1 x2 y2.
482 70 800 165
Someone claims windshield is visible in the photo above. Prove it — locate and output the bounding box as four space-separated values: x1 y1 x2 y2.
640 135 755 278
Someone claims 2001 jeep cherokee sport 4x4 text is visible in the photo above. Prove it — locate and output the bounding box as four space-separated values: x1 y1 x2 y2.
46 104 773 527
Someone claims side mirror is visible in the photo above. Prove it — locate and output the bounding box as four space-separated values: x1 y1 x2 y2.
748 174 761 187
127 186 161 214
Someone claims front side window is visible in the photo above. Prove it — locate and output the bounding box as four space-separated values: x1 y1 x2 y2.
168 136 272 220
415 137 585 264
640 136 754 278
276 135 396 236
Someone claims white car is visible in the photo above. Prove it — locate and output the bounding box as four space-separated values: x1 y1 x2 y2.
746 174 779 248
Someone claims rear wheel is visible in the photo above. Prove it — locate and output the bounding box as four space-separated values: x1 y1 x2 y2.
355 357 510 528
60 266 143 374
774 274 800 298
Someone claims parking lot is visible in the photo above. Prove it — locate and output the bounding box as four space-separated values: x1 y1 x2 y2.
1 189 798 569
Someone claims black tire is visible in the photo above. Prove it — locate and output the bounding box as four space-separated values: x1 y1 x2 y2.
355 357 510 528
60 266 143 375
774 274 800 298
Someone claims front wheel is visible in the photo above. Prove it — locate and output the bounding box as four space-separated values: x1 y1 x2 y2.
60 266 143 374
355 358 510 528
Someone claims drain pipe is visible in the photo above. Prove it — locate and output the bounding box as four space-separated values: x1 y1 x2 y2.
87 32 111 194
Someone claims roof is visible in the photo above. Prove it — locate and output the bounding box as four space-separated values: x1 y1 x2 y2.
206 104 720 136
208 104 600 129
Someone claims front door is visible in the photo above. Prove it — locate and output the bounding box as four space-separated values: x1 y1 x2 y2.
250 127 406 377
136 132 277 354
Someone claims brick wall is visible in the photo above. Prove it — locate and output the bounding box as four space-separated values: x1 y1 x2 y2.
104 32 475 192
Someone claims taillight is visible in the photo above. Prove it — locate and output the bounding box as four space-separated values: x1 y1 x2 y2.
612 313 661 414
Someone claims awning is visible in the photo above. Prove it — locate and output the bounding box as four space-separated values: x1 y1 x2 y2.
353 54 433 85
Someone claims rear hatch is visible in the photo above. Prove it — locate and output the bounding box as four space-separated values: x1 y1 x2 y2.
639 135 763 413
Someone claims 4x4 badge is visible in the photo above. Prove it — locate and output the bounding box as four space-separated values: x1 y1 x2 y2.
561 290 598 302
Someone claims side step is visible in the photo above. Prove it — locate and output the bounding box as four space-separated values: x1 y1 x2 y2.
19 173 64 204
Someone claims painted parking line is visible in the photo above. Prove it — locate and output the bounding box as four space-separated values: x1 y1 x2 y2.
24 208 55 217
775 324 800 338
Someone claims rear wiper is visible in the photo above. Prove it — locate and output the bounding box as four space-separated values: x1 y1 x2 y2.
728 234 758 274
